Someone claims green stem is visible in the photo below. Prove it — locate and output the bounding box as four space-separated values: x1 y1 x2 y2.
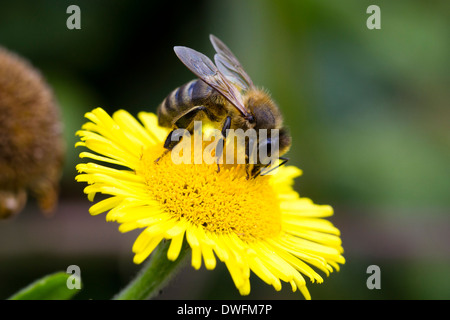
113 240 190 300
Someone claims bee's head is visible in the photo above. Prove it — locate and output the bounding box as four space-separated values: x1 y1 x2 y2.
244 90 282 131
241 89 291 178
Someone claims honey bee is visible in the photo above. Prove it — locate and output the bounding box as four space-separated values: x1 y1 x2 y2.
156 35 291 178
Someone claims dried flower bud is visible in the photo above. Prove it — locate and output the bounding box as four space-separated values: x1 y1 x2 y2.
0 46 64 218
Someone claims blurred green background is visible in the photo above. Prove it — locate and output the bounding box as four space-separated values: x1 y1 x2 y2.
0 0 449 299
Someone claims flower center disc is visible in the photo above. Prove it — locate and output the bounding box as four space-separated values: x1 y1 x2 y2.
138 145 282 242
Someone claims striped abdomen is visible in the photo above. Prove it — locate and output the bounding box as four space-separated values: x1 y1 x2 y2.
157 79 224 128
157 79 215 127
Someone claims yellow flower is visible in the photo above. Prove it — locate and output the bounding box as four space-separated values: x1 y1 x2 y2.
76 107 345 299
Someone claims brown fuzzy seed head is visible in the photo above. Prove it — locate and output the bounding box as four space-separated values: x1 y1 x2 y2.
0 47 64 218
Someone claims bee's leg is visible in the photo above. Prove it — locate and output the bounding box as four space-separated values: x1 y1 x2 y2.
154 150 169 164
215 140 223 173
173 106 205 129
155 106 207 164
154 130 179 163
221 116 232 138
215 116 231 173
156 106 223 164
244 163 263 179
251 165 262 179
244 138 254 179
244 162 261 179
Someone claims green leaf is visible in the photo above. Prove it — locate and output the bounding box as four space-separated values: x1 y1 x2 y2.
8 271 81 300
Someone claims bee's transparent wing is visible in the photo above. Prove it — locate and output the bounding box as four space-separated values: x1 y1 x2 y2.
210 34 254 92
174 46 249 116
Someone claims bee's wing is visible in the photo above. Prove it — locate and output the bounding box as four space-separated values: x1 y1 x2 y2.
209 34 254 92
174 46 250 117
